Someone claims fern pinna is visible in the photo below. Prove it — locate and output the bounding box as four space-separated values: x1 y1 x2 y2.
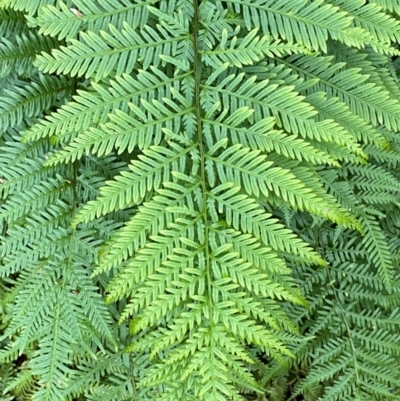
1 0 400 400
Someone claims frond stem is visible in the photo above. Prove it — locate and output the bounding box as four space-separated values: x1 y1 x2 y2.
193 0 213 323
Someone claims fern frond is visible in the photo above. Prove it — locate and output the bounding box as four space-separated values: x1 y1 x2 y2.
0 75 72 134
64 260 116 344
96 181 202 275
0 32 58 78
0 176 72 224
28 0 154 40
328 0 400 45
0 228 72 277
73 144 196 225
372 0 400 14
45 95 195 165
29 290 73 401
203 65 366 157
114 240 204 318
360 213 394 292
0 263 59 346
205 111 340 166
213 227 289 274
23 69 192 143
3 0 400 399
202 28 307 68
208 183 325 265
0 0 57 15
0 8 27 38
207 144 361 230
278 53 400 131
223 0 375 52
35 21 192 81
0 137 58 197
107 216 202 305
63 352 128 399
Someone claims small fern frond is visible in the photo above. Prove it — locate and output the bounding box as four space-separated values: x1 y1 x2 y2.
360 213 394 293
0 75 72 134
0 8 27 38
0 32 57 78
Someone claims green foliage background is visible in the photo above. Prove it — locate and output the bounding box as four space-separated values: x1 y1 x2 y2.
1 0 400 400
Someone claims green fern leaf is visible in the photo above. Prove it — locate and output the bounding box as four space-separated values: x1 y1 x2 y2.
28 0 154 40
35 22 192 80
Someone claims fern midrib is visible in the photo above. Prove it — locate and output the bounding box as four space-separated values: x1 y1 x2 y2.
0 51 36 61
193 0 214 342
58 34 190 61
113 106 195 133
43 298 62 401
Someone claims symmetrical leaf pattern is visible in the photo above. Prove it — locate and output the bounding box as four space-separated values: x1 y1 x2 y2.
1 1 400 400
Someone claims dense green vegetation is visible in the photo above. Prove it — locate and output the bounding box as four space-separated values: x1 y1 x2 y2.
1 0 400 400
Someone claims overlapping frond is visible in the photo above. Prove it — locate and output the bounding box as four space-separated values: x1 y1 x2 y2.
0 8 27 38
0 32 58 78
289 235 400 401
328 0 400 45
275 53 400 131
0 75 72 134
